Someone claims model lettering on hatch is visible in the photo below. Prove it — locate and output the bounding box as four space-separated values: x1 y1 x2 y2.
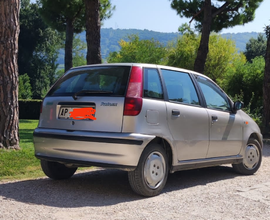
100 102 118 106
69 107 96 120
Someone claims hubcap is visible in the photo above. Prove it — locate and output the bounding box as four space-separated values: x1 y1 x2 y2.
144 151 166 189
243 144 260 170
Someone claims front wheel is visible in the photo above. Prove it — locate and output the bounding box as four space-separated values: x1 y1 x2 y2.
232 138 262 175
128 143 169 197
41 160 77 180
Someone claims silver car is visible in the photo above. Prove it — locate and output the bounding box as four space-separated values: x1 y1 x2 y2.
33 63 263 197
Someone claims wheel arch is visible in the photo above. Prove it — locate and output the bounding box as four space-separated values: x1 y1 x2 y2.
249 133 263 149
144 136 175 172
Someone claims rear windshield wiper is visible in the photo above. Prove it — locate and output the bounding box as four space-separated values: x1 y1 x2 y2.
72 90 113 100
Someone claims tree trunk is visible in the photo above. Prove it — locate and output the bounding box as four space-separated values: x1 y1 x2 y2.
0 0 20 149
194 0 212 74
263 26 270 134
84 0 102 64
65 19 74 72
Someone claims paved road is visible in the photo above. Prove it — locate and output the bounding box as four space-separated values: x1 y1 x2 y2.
1 144 270 220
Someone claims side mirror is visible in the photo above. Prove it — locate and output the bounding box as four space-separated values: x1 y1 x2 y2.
233 101 244 112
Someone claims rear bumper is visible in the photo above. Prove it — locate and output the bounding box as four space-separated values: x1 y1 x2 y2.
33 128 155 170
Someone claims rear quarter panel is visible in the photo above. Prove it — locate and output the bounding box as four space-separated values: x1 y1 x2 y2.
122 98 177 164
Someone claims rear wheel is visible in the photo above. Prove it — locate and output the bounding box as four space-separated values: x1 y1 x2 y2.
128 143 168 197
232 138 262 175
41 160 77 180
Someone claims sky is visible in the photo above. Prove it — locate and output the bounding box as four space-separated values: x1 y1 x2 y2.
102 0 270 34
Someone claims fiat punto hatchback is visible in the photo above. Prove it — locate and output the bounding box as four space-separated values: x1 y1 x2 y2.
33 63 263 197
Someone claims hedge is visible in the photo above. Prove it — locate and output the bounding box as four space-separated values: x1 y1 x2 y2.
19 99 42 120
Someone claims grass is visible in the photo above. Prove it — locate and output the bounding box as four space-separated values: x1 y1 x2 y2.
0 120 44 182
0 119 92 182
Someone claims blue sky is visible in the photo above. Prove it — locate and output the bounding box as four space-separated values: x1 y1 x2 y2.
102 0 270 34
30 0 270 34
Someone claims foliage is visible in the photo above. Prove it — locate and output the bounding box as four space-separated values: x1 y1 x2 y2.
166 33 245 83
38 0 85 71
244 33 267 62
54 35 88 80
170 0 263 32
55 29 259 63
204 34 246 83
100 0 116 23
230 92 263 128
170 0 263 73
107 35 166 64
222 56 265 113
73 35 87 67
19 74 32 99
38 0 114 70
166 32 199 69
38 0 85 33
19 0 62 99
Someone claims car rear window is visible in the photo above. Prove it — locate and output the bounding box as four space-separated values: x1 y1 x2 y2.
47 66 131 97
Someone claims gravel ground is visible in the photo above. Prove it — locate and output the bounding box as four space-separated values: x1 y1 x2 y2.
1 144 270 220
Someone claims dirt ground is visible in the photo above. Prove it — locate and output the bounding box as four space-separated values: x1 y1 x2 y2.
1 144 270 220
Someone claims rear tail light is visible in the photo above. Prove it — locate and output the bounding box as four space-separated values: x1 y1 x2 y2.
124 66 143 116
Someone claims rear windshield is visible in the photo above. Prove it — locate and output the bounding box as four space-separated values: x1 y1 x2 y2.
47 66 131 97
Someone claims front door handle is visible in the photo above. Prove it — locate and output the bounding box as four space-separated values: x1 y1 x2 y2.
172 110 180 116
212 115 218 122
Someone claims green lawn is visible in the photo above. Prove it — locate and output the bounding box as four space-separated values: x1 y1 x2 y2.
0 119 91 182
0 120 44 182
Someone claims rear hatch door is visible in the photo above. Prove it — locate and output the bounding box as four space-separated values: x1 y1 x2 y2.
38 65 131 132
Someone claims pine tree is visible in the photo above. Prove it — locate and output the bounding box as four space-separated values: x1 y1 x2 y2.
171 0 263 73
0 0 20 149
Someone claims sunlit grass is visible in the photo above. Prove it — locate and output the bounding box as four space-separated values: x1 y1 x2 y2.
0 120 44 182
0 119 92 182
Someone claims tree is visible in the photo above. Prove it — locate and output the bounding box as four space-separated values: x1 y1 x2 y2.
85 0 115 64
244 33 267 62
170 0 263 73
166 29 199 70
38 0 85 72
166 32 245 83
223 57 265 113
73 35 87 67
263 25 270 133
204 34 245 83
19 0 63 98
85 0 101 64
107 35 166 64
0 0 20 149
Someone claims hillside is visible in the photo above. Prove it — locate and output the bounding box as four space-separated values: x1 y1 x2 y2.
57 28 262 64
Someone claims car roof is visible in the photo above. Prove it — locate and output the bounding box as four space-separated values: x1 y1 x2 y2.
68 63 208 80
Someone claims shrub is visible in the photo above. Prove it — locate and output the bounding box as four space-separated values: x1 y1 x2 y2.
19 99 42 120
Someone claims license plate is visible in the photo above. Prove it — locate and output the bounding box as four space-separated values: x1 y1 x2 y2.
58 107 96 120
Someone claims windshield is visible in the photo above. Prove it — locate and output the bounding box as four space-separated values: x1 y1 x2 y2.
47 66 131 97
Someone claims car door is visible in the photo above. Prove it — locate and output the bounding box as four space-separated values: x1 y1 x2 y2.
161 69 210 161
196 75 243 158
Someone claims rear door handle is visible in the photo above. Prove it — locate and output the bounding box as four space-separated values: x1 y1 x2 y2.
172 110 180 116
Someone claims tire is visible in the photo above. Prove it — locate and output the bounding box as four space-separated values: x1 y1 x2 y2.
41 160 77 180
128 143 169 197
232 138 262 175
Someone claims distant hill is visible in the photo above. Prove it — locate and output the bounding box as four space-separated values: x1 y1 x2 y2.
57 28 262 65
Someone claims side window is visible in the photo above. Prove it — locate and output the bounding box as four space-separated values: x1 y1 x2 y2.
143 68 163 99
161 69 200 105
197 76 231 111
